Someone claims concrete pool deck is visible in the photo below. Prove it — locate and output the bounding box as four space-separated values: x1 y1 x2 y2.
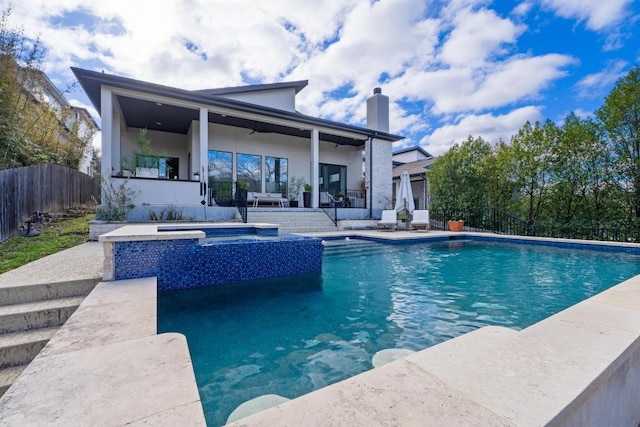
1 231 640 425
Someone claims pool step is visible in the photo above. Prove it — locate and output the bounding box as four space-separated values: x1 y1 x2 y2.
323 241 388 257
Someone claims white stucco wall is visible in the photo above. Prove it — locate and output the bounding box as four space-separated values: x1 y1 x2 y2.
126 178 202 205
219 88 297 112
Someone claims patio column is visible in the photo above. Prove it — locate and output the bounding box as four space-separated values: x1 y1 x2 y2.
100 87 112 178
112 110 121 174
311 128 319 208
199 107 208 181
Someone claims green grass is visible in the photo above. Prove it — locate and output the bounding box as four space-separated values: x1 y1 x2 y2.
0 212 95 275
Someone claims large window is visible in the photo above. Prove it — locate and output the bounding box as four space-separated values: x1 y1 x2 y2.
265 156 287 195
208 150 234 205
237 153 262 192
208 150 233 181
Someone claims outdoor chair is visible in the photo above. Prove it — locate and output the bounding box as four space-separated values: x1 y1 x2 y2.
377 210 397 231
410 210 430 231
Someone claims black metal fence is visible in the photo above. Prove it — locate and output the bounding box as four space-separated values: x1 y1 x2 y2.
429 208 640 243
208 180 235 207
236 184 247 223
0 164 100 243
207 180 248 222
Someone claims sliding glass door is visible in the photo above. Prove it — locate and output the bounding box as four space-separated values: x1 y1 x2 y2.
319 163 346 195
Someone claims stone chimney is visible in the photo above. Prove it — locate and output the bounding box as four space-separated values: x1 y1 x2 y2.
366 87 389 133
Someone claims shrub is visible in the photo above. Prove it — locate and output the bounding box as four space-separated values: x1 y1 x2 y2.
96 176 139 221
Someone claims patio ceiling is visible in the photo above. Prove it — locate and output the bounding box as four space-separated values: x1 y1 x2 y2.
117 95 368 146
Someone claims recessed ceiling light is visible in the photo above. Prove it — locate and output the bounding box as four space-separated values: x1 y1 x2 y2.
155 102 162 106
156 122 162 125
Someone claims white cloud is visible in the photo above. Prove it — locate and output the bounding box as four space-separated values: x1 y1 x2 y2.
421 106 544 155
512 2 534 17
540 0 633 31
439 7 526 66
387 53 574 114
290 0 440 118
575 60 628 98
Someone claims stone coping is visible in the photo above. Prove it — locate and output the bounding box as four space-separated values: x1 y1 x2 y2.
156 222 277 231
98 222 280 243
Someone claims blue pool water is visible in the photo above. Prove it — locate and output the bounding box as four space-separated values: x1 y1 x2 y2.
158 238 640 426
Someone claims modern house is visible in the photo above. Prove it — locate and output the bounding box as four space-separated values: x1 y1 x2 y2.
392 146 436 210
15 62 99 174
72 68 403 221
72 106 100 176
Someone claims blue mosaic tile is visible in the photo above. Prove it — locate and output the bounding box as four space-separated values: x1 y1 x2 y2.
113 233 323 292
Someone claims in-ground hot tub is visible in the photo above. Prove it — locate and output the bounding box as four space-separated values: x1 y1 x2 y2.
99 223 323 292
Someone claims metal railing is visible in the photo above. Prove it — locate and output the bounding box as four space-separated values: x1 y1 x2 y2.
235 183 247 223
207 179 247 222
429 208 640 243
320 203 338 226
318 188 366 209
317 188 366 226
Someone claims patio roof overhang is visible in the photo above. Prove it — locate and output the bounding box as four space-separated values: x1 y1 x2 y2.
72 68 404 147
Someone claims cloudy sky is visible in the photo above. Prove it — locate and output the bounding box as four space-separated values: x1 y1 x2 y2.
5 0 639 154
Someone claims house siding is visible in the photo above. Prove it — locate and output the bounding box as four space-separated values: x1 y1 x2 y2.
219 87 297 112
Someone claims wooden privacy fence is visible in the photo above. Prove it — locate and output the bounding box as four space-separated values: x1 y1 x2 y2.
0 164 101 243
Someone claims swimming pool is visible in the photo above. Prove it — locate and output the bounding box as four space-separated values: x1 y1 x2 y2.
158 238 640 426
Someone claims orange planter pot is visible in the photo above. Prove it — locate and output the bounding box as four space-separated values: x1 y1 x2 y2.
448 220 464 232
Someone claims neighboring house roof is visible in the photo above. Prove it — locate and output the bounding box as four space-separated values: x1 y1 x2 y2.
393 145 433 159
72 67 404 146
392 158 437 179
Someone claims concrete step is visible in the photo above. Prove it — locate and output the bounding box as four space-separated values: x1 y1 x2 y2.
281 227 338 234
0 364 27 398
0 296 84 334
0 279 98 306
0 326 60 369
247 211 337 233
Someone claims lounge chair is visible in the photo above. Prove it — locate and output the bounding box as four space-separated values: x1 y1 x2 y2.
377 210 397 231
410 210 430 231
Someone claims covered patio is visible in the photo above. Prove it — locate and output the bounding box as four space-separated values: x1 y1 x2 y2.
73 68 403 220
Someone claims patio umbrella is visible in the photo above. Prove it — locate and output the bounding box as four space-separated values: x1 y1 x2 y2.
394 170 415 213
